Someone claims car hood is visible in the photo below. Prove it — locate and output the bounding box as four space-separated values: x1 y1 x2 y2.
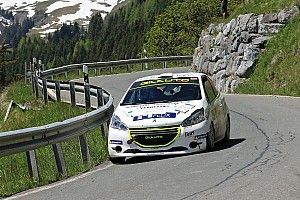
115 101 203 128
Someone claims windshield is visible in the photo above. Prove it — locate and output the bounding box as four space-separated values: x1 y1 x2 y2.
121 77 202 105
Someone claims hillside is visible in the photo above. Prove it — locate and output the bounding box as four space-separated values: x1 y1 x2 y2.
0 0 124 36
227 0 300 96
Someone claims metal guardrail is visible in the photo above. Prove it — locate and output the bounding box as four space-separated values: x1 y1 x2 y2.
0 56 192 180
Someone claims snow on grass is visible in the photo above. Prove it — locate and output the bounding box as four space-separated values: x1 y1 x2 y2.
0 0 119 35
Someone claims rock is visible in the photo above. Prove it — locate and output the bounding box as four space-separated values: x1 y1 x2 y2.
208 62 216 75
232 36 240 52
213 70 227 91
225 53 238 76
243 44 260 61
213 59 227 73
261 13 278 23
215 32 225 46
240 31 250 43
278 6 299 23
216 23 224 32
247 16 259 33
225 77 233 93
236 60 255 78
230 80 239 92
207 23 216 34
202 35 214 53
223 19 236 36
231 56 243 74
211 47 224 61
237 43 247 55
252 36 272 48
221 37 233 55
237 13 254 31
258 23 284 34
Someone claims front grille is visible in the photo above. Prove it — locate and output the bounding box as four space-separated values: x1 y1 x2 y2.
129 126 180 147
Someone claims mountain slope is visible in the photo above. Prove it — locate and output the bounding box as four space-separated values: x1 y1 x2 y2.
0 0 124 36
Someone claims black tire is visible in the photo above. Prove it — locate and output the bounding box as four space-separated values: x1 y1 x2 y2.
224 115 230 141
109 157 125 164
206 123 215 151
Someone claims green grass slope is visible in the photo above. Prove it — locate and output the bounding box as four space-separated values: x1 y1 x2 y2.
227 0 300 96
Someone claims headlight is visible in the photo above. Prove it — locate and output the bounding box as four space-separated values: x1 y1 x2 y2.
182 108 205 127
110 115 128 131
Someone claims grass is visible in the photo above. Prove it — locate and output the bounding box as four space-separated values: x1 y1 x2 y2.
0 82 108 197
236 9 300 96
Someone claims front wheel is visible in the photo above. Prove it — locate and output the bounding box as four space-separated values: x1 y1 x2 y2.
206 123 215 151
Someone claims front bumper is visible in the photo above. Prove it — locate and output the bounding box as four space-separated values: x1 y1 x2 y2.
108 120 210 158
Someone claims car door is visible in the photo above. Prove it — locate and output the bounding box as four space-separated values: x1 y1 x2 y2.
201 76 221 138
207 77 226 140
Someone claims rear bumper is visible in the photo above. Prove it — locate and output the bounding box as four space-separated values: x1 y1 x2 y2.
108 120 210 158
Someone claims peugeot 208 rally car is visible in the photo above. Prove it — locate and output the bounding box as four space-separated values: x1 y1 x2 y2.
108 72 230 163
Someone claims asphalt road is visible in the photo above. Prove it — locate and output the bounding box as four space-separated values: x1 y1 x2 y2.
7 68 300 200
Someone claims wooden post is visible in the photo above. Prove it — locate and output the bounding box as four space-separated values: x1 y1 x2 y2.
42 79 48 104
55 81 61 102
52 143 67 178
26 150 39 182
84 84 91 110
69 82 76 106
79 134 90 164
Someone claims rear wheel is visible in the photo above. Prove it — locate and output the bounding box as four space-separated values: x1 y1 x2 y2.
109 157 125 164
206 123 215 151
224 115 230 141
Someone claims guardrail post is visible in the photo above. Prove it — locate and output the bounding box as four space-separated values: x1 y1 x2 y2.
52 143 67 178
69 82 76 106
55 81 61 102
97 88 104 108
26 150 39 182
79 134 91 164
126 64 129 72
97 88 107 137
65 71 68 79
42 78 48 104
84 84 91 110
31 73 35 95
34 75 39 99
109 67 113 74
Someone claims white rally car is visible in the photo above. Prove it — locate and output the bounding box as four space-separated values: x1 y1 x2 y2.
108 72 230 163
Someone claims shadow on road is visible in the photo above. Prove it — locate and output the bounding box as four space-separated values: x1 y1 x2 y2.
115 138 245 165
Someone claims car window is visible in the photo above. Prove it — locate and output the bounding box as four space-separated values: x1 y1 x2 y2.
121 77 202 105
202 76 217 103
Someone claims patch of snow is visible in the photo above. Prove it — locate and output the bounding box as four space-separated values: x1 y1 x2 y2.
0 0 121 35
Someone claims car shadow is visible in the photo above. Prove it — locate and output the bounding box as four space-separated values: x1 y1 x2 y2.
116 138 245 165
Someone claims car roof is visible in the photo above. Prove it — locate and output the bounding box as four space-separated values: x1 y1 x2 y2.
135 72 206 82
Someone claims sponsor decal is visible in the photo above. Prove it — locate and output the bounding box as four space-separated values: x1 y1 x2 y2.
175 103 196 114
130 77 199 89
185 131 195 137
133 112 176 121
145 135 163 140
195 134 206 140
109 140 123 145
